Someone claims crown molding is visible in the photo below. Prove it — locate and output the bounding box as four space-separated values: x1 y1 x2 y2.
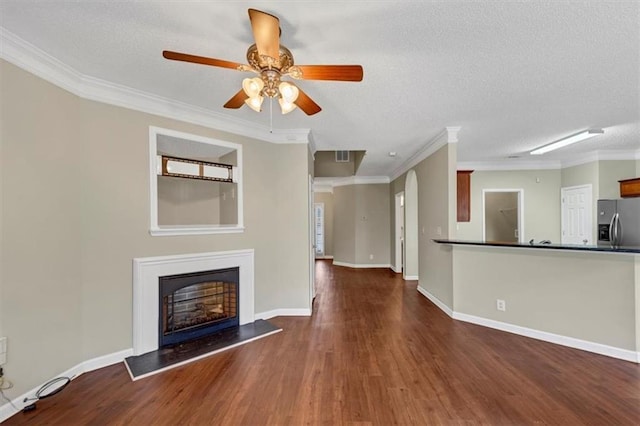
0 27 310 145
457 160 562 171
313 176 390 190
312 183 334 193
389 126 460 182
560 149 639 169
458 149 640 172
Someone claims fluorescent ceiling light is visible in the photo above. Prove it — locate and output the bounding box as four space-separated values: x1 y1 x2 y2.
530 129 604 155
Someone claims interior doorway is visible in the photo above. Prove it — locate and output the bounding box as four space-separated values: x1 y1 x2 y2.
394 192 404 273
314 203 325 257
404 170 419 280
482 189 524 243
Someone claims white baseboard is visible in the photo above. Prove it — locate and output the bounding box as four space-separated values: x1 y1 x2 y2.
315 255 333 260
403 275 419 280
453 312 639 364
391 265 401 273
0 348 133 423
332 261 392 269
417 285 639 364
255 308 312 320
417 286 454 317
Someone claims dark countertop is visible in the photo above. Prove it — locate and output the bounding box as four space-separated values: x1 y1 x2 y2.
433 239 640 254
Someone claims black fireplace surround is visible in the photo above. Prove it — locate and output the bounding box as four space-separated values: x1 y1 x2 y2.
159 267 239 347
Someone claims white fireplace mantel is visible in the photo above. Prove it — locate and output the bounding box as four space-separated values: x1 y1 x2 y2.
132 250 255 355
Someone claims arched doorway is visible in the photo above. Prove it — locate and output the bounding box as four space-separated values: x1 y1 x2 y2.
404 170 419 280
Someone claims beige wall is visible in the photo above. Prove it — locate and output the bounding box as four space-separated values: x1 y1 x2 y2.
561 161 599 190
1 60 311 399
314 192 334 257
636 160 640 175
354 184 390 265
333 185 356 263
219 151 239 225
415 143 456 307
157 177 221 225
1 60 84 395
313 151 354 177
599 160 636 199
332 184 390 265
457 169 562 243
453 246 638 350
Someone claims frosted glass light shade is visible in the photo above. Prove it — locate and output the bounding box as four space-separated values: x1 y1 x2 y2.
245 95 264 112
278 81 299 103
278 98 297 114
242 77 264 97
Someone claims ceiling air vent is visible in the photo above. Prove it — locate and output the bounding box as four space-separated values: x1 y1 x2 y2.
335 151 350 162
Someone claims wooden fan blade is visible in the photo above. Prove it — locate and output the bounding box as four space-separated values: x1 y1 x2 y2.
295 65 364 82
163 50 244 71
223 89 248 109
248 8 280 60
295 88 322 116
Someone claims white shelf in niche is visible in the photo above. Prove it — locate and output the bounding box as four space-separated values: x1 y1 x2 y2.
149 126 244 237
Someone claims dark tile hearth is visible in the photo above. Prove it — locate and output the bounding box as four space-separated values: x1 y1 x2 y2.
124 319 281 380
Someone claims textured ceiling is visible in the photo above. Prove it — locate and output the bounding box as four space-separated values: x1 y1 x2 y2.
1 1 638 176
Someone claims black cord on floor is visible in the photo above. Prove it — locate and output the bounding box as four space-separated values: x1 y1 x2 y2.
22 376 73 412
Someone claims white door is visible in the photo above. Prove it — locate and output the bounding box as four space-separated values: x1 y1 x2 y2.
561 184 593 245
314 203 325 257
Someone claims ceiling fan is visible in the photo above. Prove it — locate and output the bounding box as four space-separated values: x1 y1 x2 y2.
163 8 363 116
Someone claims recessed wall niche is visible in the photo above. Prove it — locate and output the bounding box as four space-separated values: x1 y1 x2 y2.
149 126 243 236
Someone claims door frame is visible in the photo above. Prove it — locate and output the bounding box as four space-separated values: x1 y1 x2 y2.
394 191 404 273
482 189 524 243
404 170 419 280
308 175 316 307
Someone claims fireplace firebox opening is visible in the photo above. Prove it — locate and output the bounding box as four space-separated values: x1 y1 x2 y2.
159 267 239 347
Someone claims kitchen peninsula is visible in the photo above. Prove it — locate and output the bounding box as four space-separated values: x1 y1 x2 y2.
434 238 640 254
431 239 640 363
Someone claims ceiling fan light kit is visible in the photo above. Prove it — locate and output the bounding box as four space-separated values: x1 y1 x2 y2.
163 8 363 116
530 129 604 155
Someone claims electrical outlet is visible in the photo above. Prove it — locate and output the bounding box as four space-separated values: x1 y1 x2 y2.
496 299 506 311
369 254 374 260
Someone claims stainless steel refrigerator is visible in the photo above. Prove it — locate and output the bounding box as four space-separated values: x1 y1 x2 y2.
597 199 640 246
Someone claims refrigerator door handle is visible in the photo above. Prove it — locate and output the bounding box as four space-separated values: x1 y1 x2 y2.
615 213 622 246
609 213 616 244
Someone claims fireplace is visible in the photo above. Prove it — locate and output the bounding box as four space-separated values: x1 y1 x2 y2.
133 250 254 356
159 267 239 347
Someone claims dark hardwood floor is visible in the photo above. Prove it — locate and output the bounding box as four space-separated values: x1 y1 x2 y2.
5 260 640 425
